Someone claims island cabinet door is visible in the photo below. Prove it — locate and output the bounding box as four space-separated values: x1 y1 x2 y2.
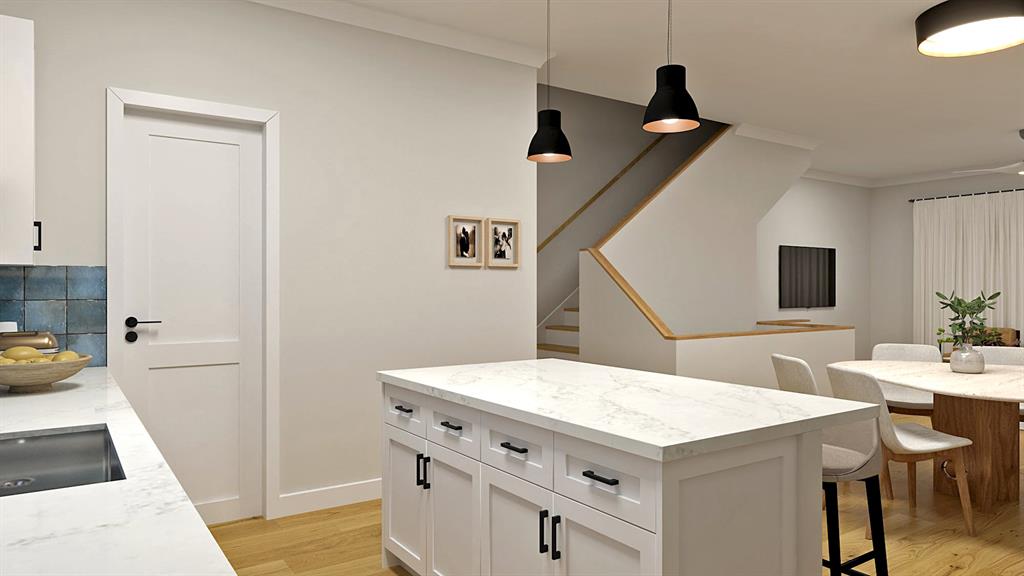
481 465 556 576
426 442 481 576
383 424 428 575
551 494 658 576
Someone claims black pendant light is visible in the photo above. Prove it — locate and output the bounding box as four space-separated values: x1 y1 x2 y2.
528 0 572 163
643 0 700 133
916 0 1024 57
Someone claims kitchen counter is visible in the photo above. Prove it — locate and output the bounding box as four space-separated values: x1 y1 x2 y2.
379 358 876 461
0 368 235 575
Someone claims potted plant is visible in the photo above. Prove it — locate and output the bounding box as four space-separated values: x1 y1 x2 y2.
935 290 1001 374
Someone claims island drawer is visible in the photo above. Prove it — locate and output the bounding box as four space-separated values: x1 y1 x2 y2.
553 433 659 531
480 413 554 489
382 384 430 438
426 396 481 460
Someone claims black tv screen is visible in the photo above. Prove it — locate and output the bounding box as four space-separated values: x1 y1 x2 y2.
779 245 836 308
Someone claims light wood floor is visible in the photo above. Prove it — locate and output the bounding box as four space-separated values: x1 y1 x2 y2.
211 416 1023 576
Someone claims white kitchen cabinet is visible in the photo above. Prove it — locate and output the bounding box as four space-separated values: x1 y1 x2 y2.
552 494 658 576
426 442 481 576
481 465 555 576
0 15 34 265
382 424 428 575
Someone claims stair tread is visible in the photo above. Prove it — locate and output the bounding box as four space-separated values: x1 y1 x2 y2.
564 307 579 312
545 325 579 332
537 343 580 354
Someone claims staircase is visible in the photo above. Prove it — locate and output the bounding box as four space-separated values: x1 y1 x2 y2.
537 306 580 359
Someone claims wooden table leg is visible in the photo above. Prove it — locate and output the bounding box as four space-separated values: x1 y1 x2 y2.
931 394 1020 510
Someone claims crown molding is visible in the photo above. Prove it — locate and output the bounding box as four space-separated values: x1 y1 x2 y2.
802 169 873 188
869 170 983 188
734 123 819 151
249 0 547 68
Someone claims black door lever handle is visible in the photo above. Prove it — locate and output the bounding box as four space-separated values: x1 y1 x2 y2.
126 316 162 328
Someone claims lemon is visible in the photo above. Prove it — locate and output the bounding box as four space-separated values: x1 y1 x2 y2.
2 346 42 361
14 359 31 364
52 350 80 363
29 357 51 363
0 357 14 366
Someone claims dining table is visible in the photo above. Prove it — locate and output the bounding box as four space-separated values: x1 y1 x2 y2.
829 360 1024 510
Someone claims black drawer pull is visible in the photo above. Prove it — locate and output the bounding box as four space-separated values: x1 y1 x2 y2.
416 453 424 486
394 405 413 414
422 456 431 489
501 441 529 454
440 421 463 431
582 469 620 486
538 509 549 554
550 514 561 560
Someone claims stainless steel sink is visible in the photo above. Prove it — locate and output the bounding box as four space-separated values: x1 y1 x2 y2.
0 424 126 497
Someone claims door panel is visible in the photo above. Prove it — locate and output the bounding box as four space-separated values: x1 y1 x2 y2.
384 425 428 575
553 494 657 576
427 442 481 576
113 108 263 523
481 465 555 576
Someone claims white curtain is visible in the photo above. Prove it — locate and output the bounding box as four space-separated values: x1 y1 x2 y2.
913 190 1024 346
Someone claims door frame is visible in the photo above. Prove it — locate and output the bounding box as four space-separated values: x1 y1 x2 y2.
106 87 282 519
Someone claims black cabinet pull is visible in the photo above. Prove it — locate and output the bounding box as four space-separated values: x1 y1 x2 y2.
501 441 529 454
416 453 424 486
550 514 561 560
422 456 431 489
394 405 413 414
440 421 463 432
538 509 549 554
582 469 620 486
33 221 41 251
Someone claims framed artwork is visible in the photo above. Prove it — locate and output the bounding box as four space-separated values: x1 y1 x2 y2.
486 218 520 269
447 215 484 268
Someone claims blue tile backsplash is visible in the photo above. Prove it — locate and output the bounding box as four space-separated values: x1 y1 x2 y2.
0 266 106 367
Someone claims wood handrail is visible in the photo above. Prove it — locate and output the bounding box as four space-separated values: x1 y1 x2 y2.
538 135 667 253
593 124 730 250
584 248 853 341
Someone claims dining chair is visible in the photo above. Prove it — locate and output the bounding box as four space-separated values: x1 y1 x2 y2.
827 365 976 536
871 343 941 416
976 346 1024 421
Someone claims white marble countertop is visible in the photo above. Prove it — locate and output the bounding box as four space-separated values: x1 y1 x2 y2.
378 359 877 461
831 360 1024 403
0 368 235 575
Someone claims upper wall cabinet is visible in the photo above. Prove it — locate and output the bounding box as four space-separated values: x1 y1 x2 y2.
0 15 34 265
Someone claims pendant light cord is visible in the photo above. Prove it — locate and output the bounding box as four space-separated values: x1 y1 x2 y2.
546 0 551 109
666 0 672 65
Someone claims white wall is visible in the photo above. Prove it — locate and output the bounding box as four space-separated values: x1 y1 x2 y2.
1 0 537 509
757 177 873 358
869 173 1023 347
601 126 813 333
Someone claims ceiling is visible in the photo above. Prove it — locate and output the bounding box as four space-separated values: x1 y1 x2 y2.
316 1 1023 184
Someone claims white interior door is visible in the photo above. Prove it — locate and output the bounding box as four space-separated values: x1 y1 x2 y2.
110 107 264 524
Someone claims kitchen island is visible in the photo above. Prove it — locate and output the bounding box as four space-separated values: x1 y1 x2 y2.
0 368 234 575
378 358 876 576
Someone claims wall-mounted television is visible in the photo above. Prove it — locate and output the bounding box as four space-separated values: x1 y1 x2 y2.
778 245 836 309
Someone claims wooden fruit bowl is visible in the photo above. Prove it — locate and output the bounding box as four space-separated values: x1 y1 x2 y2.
0 356 92 393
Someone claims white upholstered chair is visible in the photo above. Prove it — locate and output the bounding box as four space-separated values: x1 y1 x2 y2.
977 346 1024 419
771 354 889 575
871 343 941 415
827 365 975 535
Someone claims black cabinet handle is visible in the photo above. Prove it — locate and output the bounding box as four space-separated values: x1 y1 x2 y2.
125 316 163 328
422 456 431 489
394 405 413 414
582 470 620 486
440 421 463 432
416 453 424 486
550 514 561 560
538 509 549 554
501 441 529 454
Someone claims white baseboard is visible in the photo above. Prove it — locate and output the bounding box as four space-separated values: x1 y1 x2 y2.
267 477 381 519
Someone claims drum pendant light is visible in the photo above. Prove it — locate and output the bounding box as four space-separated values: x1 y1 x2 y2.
916 0 1024 57
528 0 572 163
643 0 700 133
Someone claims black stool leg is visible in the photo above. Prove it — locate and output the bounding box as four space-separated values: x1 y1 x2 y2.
823 482 841 576
864 476 889 576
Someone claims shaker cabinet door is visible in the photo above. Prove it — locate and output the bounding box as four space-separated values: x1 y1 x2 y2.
552 494 658 576
481 465 555 576
383 424 428 575
426 442 481 576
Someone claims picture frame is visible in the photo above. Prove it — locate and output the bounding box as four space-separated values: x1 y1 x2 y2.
447 215 484 268
485 218 520 269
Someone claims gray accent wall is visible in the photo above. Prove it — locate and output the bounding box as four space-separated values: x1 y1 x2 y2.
537 85 725 322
